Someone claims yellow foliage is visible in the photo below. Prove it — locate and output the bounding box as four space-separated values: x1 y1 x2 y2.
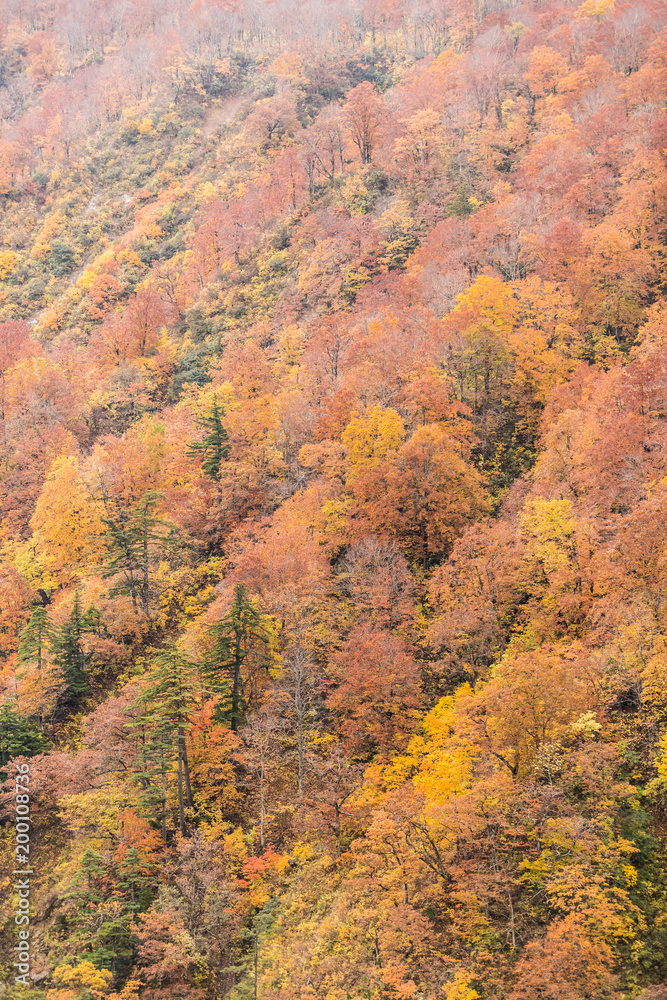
117 249 144 268
575 0 614 20
411 689 479 806
445 971 480 1000
76 267 97 289
655 731 667 787
31 454 108 582
381 685 477 797
107 980 141 1000
48 962 113 1000
570 711 602 737
0 249 18 279
452 273 517 334
58 787 131 841
195 180 218 203
520 497 577 576
341 406 404 478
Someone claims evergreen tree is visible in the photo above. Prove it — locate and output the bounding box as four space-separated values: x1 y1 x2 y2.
115 846 158 913
18 605 54 673
62 848 135 974
187 399 230 481
50 594 97 712
131 711 175 844
104 492 175 617
129 647 199 838
0 704 50 773
205 584 271 733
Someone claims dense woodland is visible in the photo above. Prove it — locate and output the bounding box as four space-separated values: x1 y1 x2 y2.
0 0 667 996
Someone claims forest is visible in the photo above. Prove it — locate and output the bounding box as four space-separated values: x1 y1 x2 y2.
0 0 666 997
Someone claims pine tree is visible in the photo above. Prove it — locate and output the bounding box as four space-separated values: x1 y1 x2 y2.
205 584 271 733
187 400 230 481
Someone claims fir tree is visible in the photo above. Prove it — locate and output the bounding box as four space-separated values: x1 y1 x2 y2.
18 605 54 673
129 647 199 838
104 492 175 617
51 594 97 712
205 584 271 733
115 846 158 913
0 704 49 772
187 399 230 481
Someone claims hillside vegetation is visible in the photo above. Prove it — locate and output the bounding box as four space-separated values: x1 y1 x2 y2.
1 1 667 998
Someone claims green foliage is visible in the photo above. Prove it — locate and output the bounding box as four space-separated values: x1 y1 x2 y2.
18 606 54 673
47 238 78 276
206 584 271 732
186 401 231 481
51 596 99 711
103 493 177 617
0 703 50 768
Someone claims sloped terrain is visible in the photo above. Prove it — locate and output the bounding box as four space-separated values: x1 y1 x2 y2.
1 1 667 998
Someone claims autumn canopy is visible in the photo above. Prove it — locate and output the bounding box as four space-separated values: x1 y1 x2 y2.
1 0 667 998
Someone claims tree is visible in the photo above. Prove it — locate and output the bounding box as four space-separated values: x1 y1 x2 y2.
51 594 99 712
339 535 416 630
131 646 199 838
240 707 283 850
31 454 108 582
18 605 54 675
508 916 620 1000
326 624 422 759
341 406 405 478
104 493 176 618
113 811 162 909
205 584 272 733
273 646 322 798
186 400 230 481
134 908 207 1000
0 703 49 770
350 423 488 566
17 604 57 726
121 285 171 358
345 81 382 165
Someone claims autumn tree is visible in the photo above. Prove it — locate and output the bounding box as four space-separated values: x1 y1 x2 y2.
350 423 488 565
345 82 382 165
272 646 322 798
326 624 422 759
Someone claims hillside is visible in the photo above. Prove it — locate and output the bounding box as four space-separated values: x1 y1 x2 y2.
1 1 667 998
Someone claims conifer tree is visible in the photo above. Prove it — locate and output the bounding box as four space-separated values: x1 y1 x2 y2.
115 846 158 913
129 646 199 838
104 492 175 617
50 594 98 712
205 584 271 733
0 704 49 771
187 400 230 481
18 605 54 673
